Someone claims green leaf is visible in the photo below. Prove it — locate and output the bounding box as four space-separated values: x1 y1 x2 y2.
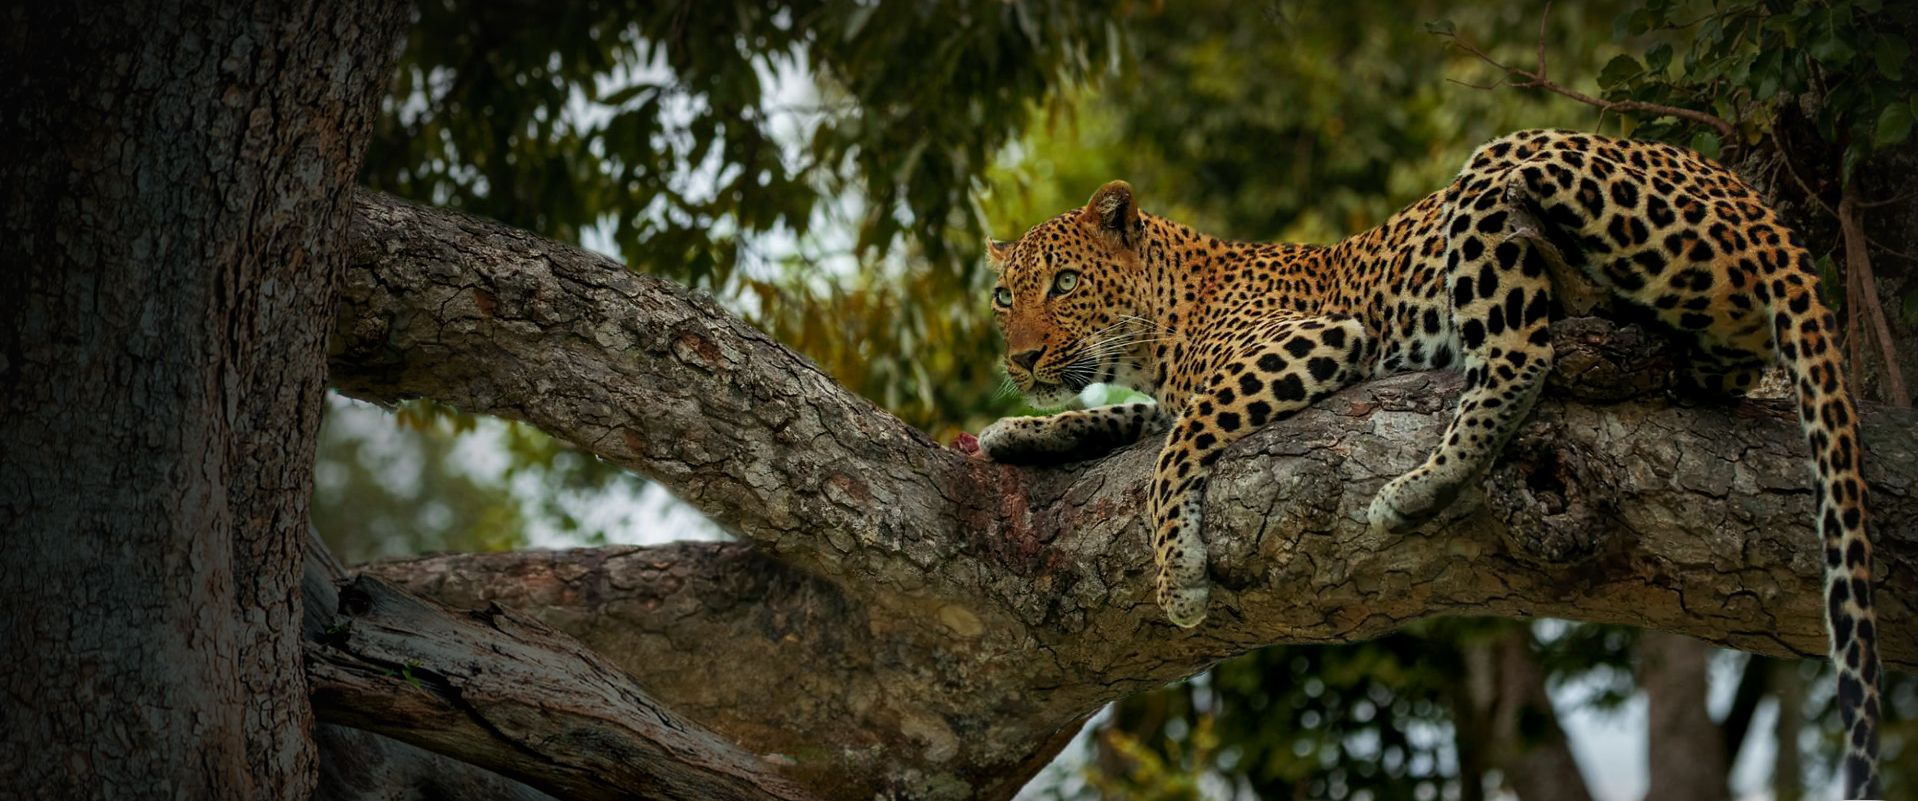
1840 144 1864 187
1902 289 1918 328
1690 131 1722 161
1724 53 1751 86
1598 55 1644 89
1875 35 1909 80
1763 13 1803 42
1816 254 1844 314
842 3 877 41
1645 43 1673 73
1422 19 1456 36
1753 49 1783 100
1700 15 1724 47
1808 10 1857 64
1626 8 1656 37
1874 101 1914 148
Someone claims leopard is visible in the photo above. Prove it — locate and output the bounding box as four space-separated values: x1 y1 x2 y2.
975 129 1880 797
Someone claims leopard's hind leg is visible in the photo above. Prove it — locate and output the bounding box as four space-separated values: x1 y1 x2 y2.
1369 169 1557 533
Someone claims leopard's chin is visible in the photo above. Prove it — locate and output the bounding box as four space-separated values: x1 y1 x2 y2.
1019 384 1082 410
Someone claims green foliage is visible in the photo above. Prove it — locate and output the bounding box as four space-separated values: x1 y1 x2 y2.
988 1 1633 246
1088 715 1222 801
314 396 663 562
315 397 525 562
1198 625 1475 799
386 660 425 688
1076 621 1646 799
363 0 1128 285
324 3 1136 556
1599 0 1916 185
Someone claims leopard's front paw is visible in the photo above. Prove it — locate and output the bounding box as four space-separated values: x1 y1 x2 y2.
974 418 1026 462
1367 468 1462 534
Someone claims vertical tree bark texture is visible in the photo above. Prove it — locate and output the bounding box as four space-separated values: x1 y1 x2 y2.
1486 631 1593 801
1773 663 1804 801
1642 631 1728 801
0 3 405 798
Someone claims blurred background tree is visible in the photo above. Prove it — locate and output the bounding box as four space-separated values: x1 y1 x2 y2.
321 0 1913 798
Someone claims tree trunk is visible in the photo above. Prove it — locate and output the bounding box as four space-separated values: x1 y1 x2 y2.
321 190 1917 800
0 3 405 798
1773 661 1804 801
1484 630 1594 801
1641 631 1728 801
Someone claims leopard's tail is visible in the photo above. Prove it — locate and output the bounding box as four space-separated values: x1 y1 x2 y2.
1772 269 1880 799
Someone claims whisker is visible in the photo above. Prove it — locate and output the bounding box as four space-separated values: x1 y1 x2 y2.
1113 315 1185 346
1075 335 1180 358
1084 334 1182 349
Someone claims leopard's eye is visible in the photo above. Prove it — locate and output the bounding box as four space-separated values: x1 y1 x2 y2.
993 286 1013 307
1052 271 1080 295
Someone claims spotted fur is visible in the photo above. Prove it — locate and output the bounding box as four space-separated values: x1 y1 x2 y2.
978 129 1879 797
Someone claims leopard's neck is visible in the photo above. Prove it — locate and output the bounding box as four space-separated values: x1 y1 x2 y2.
1135 215 1335 339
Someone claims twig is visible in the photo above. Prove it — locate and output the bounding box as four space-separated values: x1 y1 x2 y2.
1838 189 1911 406
1777 136 1840 219
1774 126 1910 406
1436 3 1739 145
1858 188 1918 209
1847 243 1864 398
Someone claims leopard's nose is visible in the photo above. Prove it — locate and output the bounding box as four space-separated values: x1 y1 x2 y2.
1009 348 1044 372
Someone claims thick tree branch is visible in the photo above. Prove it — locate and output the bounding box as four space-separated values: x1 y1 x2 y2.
332 191 959 601
301 532 814 801
329 190 1915 800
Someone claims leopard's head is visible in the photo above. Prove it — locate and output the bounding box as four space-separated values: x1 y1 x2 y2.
988 180 1152 408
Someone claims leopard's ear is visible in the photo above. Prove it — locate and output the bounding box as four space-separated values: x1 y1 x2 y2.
985 237 1017 272
1079 180 1143 250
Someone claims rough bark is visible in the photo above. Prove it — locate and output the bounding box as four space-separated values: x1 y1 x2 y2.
302 530 817 801
0 3 404 799
324 190 1916 800
301 531 559 801
314 724 555 801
